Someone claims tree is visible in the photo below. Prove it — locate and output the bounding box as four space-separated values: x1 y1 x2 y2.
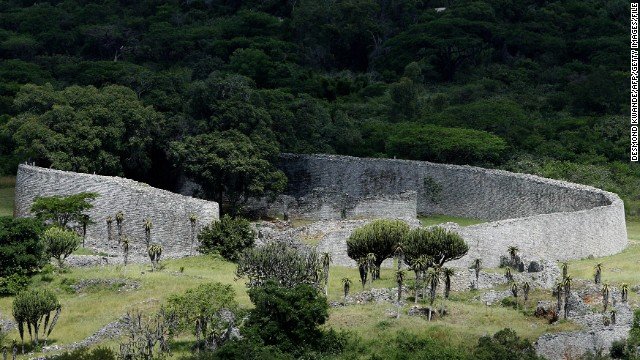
148 244 162 271
0 217 46 278
12 288 61 352
394 244 404 271
622 283 628 303
30 192 98 228
236 242 321 289
403 226 468 268
7 84 164 179
169 130 287 213
167 282 239 351
246 281 330 354
442 267 454 299
346 219 410 280
594 263 603 284
198 215 256 261
42 227 80 267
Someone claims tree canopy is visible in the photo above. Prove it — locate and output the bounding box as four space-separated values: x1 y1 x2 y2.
403 226 469 268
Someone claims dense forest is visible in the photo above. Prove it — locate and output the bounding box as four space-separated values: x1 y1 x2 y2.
0 0 634 214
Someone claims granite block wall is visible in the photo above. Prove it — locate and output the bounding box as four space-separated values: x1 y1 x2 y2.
14 164 219 259
275 154 628 266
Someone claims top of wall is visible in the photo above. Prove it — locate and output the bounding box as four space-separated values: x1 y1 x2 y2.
16 164 215 208
278 153 620 220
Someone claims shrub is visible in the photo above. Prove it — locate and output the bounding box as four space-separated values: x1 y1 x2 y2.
198 215 255 261
236 242 322 288
474 328 542 360
246 281 331 355
45 347 116 360
0 216 46 277
42 227 81 267
167 282 240 351
0 273 31 295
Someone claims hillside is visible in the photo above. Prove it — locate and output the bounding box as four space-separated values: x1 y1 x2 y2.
0 0 636 214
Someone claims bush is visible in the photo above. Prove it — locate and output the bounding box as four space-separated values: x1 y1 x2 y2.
474 328 542 360
246 281 332 355
236 242 322 288
0 273 31 295
42 227 81 267
0 216 46 277
167 282 240 351
198 215 255 261
45 347 116 360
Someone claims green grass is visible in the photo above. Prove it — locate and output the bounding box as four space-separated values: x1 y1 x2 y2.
0 256 250 357
419 214 486 227
567 219 640 290
0 176 15 217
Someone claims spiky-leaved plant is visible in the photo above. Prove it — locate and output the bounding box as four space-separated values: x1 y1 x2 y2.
115 211 124 243
507 246 519 263
412 256 428 304
357 258 368 289
144 218 152 247
511 282 519 309
342 278 352 301
394 244 404 271
622 283 629 303
321 252 331 296
106 216 113 243
122 236 130 266
189 214 197 256
561 262 568 280
602 283 610 312
594 263 603 284
148 243 163 271
563 276 572 319
396 270 405 302
522 281 531 306
442 267 454 299
366 253 377 283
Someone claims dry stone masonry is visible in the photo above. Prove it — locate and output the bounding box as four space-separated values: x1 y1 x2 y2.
14 164 219 259
258 154 628 268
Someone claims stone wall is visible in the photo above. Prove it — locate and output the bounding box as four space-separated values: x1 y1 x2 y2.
14 164 219 259
274 154 628 267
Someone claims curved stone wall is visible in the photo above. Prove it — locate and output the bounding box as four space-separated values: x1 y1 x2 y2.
276 154 628 267
14 164 219 259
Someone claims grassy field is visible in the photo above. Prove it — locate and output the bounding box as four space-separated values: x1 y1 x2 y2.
419 214 485 227
0 185 638 358
0 176 15 217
